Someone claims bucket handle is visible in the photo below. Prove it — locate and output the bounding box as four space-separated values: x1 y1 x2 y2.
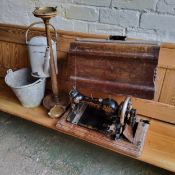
25 21 58 44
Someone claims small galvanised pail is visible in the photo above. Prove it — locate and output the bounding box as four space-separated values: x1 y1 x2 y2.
5 68 46 108
26 21 58 78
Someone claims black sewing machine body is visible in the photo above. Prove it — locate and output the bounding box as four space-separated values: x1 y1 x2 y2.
67 102 115 136
66 88 143 142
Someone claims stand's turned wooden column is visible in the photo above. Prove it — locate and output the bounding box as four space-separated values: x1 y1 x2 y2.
43 18 59 103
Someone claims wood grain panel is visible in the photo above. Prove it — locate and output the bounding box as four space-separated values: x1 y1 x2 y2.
142 119 175 172
57 35 76 52
0 41 29 77
159 69 175 105
68 41 160 99
158 47 175 70
154 67 167 101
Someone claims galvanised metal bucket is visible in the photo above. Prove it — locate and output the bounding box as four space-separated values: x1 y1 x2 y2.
5 68 46 108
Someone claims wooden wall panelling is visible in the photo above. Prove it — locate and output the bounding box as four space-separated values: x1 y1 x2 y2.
159 69 175 106
0 23 49 44
158 47 175 70
0 41 29 77
57 35 76 52
154 67 167 101
0 23 107 45
0 25 26 44
157 46 175 105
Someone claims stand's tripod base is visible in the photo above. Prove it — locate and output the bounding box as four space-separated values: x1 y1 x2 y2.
43 94 69 118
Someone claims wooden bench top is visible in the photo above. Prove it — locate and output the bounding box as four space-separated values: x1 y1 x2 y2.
0 80 174 172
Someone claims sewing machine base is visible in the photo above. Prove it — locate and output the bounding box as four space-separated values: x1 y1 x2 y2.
56 108 149 157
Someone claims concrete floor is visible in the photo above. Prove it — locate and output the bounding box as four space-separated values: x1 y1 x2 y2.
0 112 174 175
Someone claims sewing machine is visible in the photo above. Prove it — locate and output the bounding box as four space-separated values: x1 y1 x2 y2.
66 88 149 143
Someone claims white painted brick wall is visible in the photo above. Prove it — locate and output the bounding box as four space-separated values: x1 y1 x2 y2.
141 13 175 31
1 0 175 43
65 5 99 22
88 23 124 35
74 0 111 7
157 0 175 15
112 0 157 11
100 9 140 27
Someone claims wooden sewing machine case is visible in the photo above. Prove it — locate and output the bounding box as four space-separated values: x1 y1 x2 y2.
67 39 160 99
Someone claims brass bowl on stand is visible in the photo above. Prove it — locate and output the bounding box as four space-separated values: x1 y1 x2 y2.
33 7 57 19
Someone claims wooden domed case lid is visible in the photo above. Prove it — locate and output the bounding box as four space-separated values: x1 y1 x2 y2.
68 39 160 99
